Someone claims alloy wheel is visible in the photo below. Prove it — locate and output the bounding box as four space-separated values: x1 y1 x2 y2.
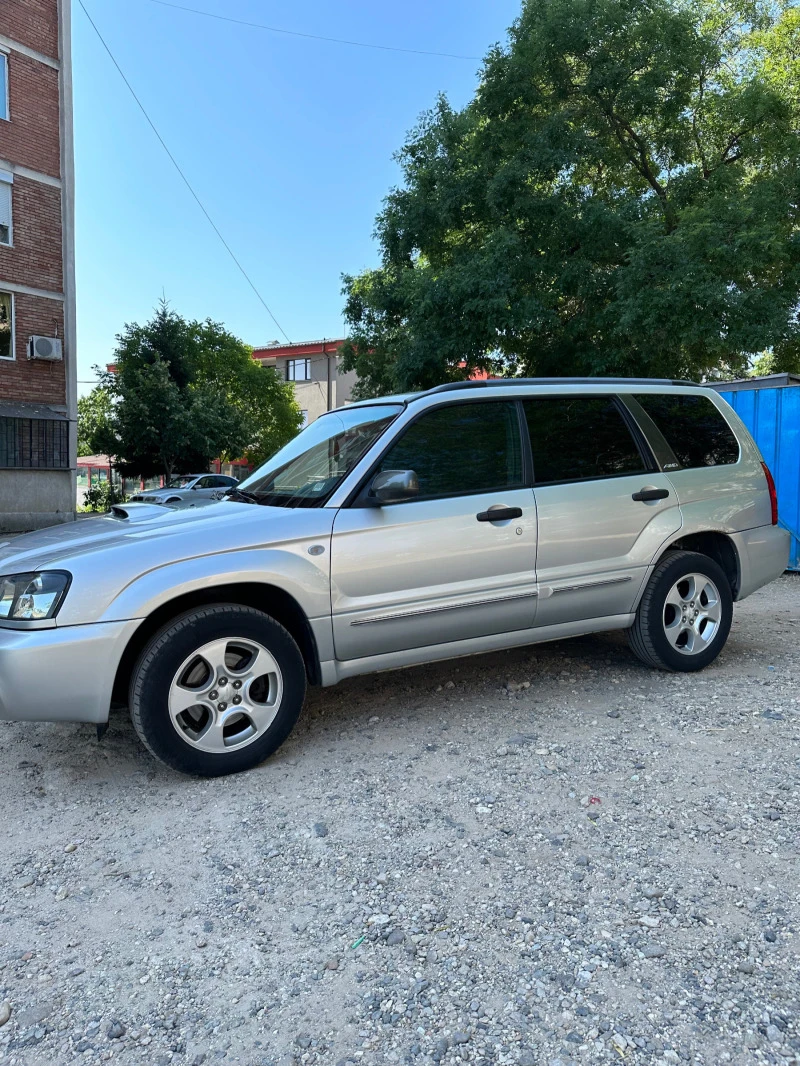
168 637 283 752
662 572 722 655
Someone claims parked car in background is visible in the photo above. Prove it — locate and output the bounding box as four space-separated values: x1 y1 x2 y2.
0 379 789 777
128 474 239 506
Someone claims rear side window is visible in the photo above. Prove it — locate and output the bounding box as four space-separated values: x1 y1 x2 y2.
379 401 523 499
633 394 739 468
524 397 647 484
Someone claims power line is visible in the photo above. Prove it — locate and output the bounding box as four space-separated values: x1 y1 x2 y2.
145 0 481 61
77 0 291 343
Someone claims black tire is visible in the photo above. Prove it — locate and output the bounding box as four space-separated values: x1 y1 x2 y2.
129 604 306 776
628 550 733 672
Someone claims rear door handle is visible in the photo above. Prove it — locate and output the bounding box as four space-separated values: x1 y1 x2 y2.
477 506 523 522
632 487 670 502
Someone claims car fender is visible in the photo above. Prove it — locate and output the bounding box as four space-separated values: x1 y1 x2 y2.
93 546 332 628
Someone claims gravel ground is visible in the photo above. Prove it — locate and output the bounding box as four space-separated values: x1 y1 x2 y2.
1 574 799 1066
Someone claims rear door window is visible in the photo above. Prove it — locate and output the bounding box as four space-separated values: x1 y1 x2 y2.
632 394 739 468
523 397 648 484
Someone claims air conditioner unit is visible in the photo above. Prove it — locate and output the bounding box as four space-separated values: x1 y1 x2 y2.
28 336 63 361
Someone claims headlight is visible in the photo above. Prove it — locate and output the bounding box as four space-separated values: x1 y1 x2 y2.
0 572 71 621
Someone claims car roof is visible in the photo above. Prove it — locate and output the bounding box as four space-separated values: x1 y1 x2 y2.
342 378 707 410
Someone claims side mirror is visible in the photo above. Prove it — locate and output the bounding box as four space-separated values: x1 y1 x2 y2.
370 469 419 504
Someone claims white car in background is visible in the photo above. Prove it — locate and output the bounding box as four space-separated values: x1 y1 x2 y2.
128 474 239 507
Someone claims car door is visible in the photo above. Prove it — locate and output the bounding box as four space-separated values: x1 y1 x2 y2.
330 400 538 661
191 476 218 499
207 475 236 500
523 394 682 628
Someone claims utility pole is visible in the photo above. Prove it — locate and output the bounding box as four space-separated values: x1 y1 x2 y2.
325 339 332 412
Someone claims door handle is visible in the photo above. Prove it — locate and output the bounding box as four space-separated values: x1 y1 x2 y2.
632 487 670 502
476 506 523 522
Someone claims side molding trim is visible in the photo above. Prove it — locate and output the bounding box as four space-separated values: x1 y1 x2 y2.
351 589 538 627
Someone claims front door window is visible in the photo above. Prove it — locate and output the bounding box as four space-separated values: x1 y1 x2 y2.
378 401 523 499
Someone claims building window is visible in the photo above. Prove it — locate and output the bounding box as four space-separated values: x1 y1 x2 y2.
0 291 13 360
0 417 69 469
286 358 311 381
0 52 7 122
0 171 12 246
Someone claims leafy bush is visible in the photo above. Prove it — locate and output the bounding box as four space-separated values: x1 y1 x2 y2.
83 483 123 512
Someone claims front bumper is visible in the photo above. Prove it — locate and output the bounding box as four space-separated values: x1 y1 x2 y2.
730 524 791 600
0 619 140 724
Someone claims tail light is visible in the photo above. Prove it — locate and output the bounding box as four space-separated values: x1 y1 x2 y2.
761 461 778 525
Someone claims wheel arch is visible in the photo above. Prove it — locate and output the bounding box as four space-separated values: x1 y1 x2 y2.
660 531 741 599
111 583 322 706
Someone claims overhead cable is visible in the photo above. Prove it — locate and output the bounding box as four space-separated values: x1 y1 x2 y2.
78 0 292 342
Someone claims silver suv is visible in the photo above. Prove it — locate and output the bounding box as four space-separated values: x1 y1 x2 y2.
0 380 788 776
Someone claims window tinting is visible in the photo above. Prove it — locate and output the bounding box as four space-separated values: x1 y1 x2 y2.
379 402 522 499
0 417 69 468
524 397 646 484
633 394 739 468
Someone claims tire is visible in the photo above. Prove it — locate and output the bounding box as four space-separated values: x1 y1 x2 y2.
129 604 306 776
628 550 733 672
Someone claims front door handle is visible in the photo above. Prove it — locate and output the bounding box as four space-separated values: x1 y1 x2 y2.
477 506 523 522
632 487 670 502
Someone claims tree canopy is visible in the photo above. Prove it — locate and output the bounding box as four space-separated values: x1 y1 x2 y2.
82 303 302 481
341 0 800 395
77 387 114 457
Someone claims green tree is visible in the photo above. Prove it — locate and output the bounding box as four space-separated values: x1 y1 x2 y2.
77 385 115 456
341 0 800 395
189 320 304 468
102 303 302 482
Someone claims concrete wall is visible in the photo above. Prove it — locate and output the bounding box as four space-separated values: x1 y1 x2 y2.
0 467 74 531
272 355 358 425
336 366 358 406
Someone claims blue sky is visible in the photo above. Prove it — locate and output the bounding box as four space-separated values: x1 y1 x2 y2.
73 0 521 394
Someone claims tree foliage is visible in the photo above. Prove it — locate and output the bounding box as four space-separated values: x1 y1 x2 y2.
341 0 800 395
94 303 302 481
77 386 115 456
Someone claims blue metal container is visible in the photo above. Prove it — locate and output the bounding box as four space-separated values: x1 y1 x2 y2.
716 382 800 570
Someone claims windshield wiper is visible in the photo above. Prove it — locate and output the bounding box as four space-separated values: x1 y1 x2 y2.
224 488 261 504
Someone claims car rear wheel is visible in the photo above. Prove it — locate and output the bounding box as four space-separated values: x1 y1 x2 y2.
129 604 306 776
628 550 733 672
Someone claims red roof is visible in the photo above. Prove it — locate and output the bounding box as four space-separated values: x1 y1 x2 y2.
252 338 346 362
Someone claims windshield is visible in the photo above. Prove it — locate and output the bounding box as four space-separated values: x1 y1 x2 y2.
167 476 197 488
238 405 403 507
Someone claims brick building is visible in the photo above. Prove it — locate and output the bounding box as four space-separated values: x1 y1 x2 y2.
0 0 76 531
252 339 355 426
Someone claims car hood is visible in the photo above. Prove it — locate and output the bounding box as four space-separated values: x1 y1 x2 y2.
0 501 323 574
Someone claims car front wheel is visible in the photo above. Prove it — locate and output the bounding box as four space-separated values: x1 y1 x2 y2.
129 604 306 776
628 550 733 672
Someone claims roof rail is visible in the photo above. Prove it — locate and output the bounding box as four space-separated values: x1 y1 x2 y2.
424 377 701 395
